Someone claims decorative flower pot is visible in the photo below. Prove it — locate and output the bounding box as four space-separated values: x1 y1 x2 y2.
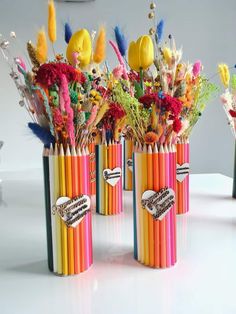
95 142 123 215
133 144 177 268
233 142 236 199
176 141 190 214
43 145 93 276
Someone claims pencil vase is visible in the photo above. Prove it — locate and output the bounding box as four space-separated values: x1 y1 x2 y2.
123 139 133 190
95 143 123 215
43 146 93 276
176 142 190 214
133 146 177 268
233 141 236 198
88 142 96 196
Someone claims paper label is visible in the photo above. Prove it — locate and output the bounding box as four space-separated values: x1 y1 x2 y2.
127 159 133 172
53 195 90 227
141 188 175 220
176 163 189 182
103 167 121 186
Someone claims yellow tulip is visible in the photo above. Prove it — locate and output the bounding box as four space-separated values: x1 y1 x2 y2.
128 35 154 72
66 29 92 68
218 63 230 88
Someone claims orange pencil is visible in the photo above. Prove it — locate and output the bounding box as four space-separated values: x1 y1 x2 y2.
142 145 149 266
71 146 81 274
77 147 85 272
159 144 166 268
153 143 160 268
147 144 154 267
65 146 74 275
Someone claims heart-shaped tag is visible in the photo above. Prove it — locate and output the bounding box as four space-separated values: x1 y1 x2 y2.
127 159 133 172
176 163 189 182
103 167 121 186
53 195 90 228
141 188 175 220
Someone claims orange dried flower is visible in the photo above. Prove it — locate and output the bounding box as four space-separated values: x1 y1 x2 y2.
144 131 159 145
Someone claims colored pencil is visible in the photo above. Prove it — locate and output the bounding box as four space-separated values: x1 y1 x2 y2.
54 145 62 274
71 146 81 274
82 147 90 270
172 144 177 264
59 144 68 276
147 144 154 267
77 147 85 272
142 145 149 266
153 143 160 268
124 139 133 190
159 144 166 268
133 149 138 259
104 142 109 215
118 142 123 213
49 145 57 273
164 144 171 268
88 142 96 195
65 146 74 275
42 148 53 272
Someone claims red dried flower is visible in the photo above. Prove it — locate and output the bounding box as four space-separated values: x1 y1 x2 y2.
173 118 182 133
159 94 183 117
36 63 86 87
229 109 236 118
107 102 126 120
139 93 158 108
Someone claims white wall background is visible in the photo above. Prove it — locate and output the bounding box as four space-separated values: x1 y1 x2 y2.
0 0 235 175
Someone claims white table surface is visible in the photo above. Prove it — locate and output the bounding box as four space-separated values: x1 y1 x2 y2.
0 171 236 314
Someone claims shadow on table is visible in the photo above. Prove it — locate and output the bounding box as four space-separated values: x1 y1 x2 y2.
7 260 51 276
191 192 235 202
189 214 236 228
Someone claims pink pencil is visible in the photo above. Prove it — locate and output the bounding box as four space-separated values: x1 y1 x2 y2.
186 141 190 213
169 144 175 265
86 146 93 266
164 144 171 267
172 144 177 264
82 147 90 270
118 143 123 213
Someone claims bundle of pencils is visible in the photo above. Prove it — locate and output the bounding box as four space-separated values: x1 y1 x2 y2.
218 64 236 198
43 145 92 275
133 144 177 268
123 139 134 190
176 141 190 214
96 142 123 215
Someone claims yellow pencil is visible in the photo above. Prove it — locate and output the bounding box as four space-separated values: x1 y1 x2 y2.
65 146 74 275
59 144 68 276
147 144 154 267
54 145 62 274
